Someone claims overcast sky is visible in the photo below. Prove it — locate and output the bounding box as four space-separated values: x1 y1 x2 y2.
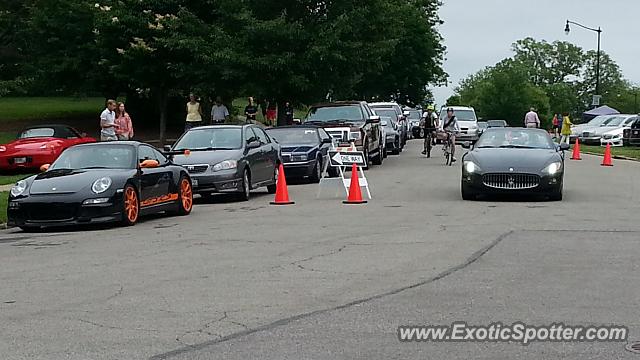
432 0 640 105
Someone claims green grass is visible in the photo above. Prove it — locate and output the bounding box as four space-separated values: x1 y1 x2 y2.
0 174 34 186
579 145 640 160
0 192 7 224
0 97 105 122
0 131 15 144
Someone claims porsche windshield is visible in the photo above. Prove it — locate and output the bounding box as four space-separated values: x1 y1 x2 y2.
51 145 135 170
267 128 318 145
476 129 555 149
173 127 243 151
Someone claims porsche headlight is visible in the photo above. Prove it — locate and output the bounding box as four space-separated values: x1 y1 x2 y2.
464 161 479 173
212 160 237 172
0 146 6 152
10 180 28 197
544 162 562 175
91 177 112 194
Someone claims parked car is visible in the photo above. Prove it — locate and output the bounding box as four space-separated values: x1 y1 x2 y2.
380 116 402 155
439 106 480 143
622 117 640 146
461 128 569 201
265 126 333 182
406 109 423 139
372 107 404 153
303 101 384 167
629 119 640 146
487 120 508 128
600 115 640 147
581 114 637 145
7 142 193 231
168 124 280 201
570 115 616 142
0 125 96 173
370 102 409 146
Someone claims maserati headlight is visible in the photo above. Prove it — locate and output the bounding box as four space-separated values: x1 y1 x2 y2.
91 177 112 194
544 162 562 175
212 160 237 172
464 161 479 173
10 180 28 197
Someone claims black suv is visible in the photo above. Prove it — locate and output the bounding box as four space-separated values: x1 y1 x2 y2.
628 118 640 146
303 101 384 167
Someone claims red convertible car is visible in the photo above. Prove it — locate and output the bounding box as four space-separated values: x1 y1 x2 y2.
0 125 96 172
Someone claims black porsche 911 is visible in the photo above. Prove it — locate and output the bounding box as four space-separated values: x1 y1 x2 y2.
265 126 334 182
7 142 193 231
461 128 570 201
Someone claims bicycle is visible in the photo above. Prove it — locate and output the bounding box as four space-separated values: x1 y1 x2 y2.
442 131 455 166
422 128 435 158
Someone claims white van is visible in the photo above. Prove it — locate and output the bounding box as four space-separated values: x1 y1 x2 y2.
439 106 480 142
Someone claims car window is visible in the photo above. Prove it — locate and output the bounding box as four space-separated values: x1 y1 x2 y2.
319 128 332 142
305 105 364 122
440 110 477 122
476 129 554 149
173 127 243 150
138 145 159 163
246 127 258 142
253 127 271 144
51 145 135 170
151 147 169 164
19 128 55 139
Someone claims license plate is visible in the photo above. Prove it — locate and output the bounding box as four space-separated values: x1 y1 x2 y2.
191 179 198 187
13 157 27 164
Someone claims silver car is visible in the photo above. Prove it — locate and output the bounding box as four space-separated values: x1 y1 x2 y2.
581 115 637 145
571 115 616 142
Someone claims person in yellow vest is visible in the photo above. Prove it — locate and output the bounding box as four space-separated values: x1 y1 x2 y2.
185 94 203 131
560 112 573 145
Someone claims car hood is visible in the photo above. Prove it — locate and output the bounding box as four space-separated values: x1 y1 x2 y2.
29 168 133 195
457 120 477 128
172 149 244 166
2 137 61 151
601 127 625 136
280 145 317 153
590 126 623 136
317 122 364 129
468 148 561 172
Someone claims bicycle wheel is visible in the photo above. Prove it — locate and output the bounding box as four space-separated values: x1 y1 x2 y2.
426 133 432 157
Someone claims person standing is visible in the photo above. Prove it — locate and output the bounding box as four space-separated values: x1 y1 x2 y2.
100 99 118 142
560 112 573 144
185 94 203 131
524 107 540 128
283 102 294 125
266 100 277 126
210 97 230 124
551 113 560 140
244 97 258 123
115 102 134 140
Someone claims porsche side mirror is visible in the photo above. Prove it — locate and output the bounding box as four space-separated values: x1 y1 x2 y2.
461 141 471 149
559 143 570 151
140 159 160 169
40 164 50 172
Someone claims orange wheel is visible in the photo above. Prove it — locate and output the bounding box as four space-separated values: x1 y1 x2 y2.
122 185 139 225
178 177 193 214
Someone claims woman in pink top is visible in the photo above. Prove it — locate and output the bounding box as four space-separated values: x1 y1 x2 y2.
115 102 134 140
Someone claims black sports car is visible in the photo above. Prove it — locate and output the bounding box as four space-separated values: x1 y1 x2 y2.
461 128 570 201
7 142 193 231
265 126 333 182
168 124 280 201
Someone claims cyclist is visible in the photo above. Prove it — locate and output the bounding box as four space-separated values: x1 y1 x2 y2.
441 107 459 163
421 105 439 156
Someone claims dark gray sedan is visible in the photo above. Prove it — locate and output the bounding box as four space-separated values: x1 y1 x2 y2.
168 124 280 201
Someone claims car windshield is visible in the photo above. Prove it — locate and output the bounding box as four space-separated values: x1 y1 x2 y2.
602 116 627 127
19 128 55 138
586 115 615 126
267 128 318 145
478 122 488 129
374 109 398 121
487 120 506 127
408 111 422 120
51 145 135 170
476 129 554 149
440 110 477 122
305 105 363 122
173 127 242 151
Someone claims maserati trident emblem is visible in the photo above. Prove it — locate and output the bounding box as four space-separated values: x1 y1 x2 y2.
508 177 515 187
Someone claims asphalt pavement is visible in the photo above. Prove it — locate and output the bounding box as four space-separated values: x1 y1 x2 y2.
1 140 639 360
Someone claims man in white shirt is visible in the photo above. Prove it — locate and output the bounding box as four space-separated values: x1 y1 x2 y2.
100 99 118 141
524 107 540 128
211 97 230 124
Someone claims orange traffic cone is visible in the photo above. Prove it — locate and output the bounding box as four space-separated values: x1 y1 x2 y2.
343 163 367 204
571 138 582 160
601 143 613 167
270 164 295 205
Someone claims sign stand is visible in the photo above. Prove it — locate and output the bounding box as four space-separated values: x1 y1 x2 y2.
317 142 372 200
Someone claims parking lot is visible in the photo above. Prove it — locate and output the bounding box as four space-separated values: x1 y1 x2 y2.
1 139 639 359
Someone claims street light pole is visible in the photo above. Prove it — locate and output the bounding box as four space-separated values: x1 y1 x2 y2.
565 20 602 97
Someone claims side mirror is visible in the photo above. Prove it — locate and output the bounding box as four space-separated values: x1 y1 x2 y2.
461 141 471 149
381 120 388 126
367 115 381 124
322 137 333 144
247 139 261 149
80 132 88 138
559 143 570 151
163 145 172 152
140 159 160 169
293 118 301 124
40 164 50 172
403 111 410 117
